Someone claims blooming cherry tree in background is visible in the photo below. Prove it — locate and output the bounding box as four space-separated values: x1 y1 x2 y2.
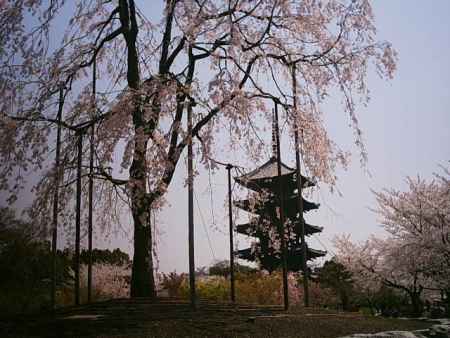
334 234 431 315
80 264 130 300
373 169 450 293
0 0 396 297
334 166 450 315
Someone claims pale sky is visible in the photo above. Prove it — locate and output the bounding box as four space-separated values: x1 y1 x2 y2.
142 0 450 273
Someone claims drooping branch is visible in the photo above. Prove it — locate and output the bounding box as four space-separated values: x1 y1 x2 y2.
147 54 259 205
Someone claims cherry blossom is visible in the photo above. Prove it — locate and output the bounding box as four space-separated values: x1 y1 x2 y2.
334 166 450 315
0 0 397 296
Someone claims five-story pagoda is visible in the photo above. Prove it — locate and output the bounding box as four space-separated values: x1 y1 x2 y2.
233 131 326 273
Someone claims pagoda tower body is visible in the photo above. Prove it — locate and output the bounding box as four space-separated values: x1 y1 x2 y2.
234 157 326 273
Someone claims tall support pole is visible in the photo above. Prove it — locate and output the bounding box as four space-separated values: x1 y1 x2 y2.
74 130 83 306
187 102 196 309
51 87 64 311
291 64 309 307
226 164 236 304
87 57 96 303
274 103 289 311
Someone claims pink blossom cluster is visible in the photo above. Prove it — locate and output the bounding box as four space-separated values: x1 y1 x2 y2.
80 263 131 300
334 166 450 303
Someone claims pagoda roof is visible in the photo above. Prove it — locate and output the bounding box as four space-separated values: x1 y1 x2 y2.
237 244 326 261
234 196 319 217
236 219 323 237
293 221 323 235
236 245 326 272
235 157 314 192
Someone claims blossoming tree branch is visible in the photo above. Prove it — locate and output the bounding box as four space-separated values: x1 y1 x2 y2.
334 168 450 315
0 0 396 297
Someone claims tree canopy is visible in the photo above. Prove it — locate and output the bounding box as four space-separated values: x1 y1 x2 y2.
334 167 450 316
0 0 397 296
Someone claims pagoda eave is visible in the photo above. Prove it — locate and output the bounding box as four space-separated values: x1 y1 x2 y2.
235 220 323 237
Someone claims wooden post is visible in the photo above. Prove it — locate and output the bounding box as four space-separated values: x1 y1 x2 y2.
74 130 83 306
51 87 64 310
291 63 309 307
187 102 196 309
274 103 289 311
87 57 96 303
226 164 236 304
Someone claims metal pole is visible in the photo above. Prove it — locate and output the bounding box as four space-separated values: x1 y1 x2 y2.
87 56 96 303
74 130 83 306
226 164 235 304
291 64 309 307
274 103 289 311
187 102 196 309
51 87 64 310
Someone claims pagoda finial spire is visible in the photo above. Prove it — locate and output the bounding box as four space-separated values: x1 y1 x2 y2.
271 109 277 159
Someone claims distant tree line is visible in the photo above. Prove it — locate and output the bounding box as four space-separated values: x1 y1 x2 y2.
79 248 130 267
208 260 257 278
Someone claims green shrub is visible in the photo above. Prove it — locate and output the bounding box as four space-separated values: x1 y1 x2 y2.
162 272 187 298
180 276 230 302
176 271 286 305
235 272 282 304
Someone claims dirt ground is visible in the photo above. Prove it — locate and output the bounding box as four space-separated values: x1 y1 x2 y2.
0 298 432 338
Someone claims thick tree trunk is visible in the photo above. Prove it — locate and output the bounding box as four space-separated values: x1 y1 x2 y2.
129 121 155 298
366 297 376 316
117 0 156 298
409 292 423 317
340 289 349 311
130 209 155 298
